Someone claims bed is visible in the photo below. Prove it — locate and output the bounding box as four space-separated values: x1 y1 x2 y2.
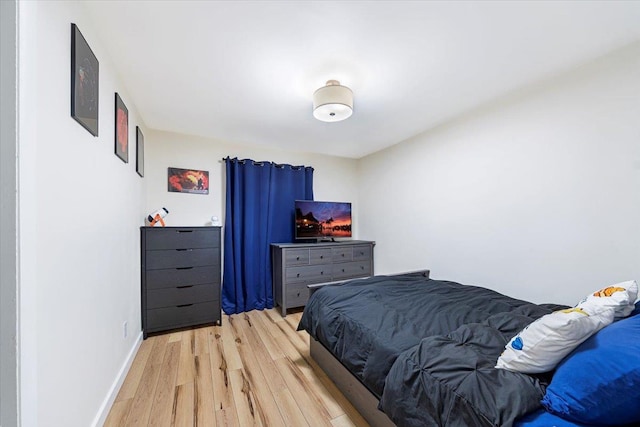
298 271 640 427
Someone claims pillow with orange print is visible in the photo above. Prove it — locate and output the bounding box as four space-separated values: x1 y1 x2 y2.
495 306 615 374
577 280 638 318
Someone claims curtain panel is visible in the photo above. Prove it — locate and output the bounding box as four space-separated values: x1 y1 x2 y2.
222 157 314 314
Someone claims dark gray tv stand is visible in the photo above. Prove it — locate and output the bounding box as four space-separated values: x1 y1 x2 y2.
271 240 375 316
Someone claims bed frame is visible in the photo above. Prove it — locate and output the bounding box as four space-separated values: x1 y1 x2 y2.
308 269 431 427
310 339 395 427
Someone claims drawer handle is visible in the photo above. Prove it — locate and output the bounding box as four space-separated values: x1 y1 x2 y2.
342 268 345 272
296 256 300 260
176 248 193 252
177 303 193 308
297 273 300 277
320 271 324 275
176 266 193 270
296 292 300 297
177 285 194 289
361 266 364 270
360 252 364 255
320 255 324 259
341 253 345 257
177 230 193 233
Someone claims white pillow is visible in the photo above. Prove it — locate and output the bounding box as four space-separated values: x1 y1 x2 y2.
496 306 615 374
577 280 638 318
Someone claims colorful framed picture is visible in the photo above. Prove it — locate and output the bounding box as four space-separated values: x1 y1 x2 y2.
71 23 99 136
114 93 128 163
136 126 144 177
168 167 209 195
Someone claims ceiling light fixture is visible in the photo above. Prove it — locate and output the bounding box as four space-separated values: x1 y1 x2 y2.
312 80 353 122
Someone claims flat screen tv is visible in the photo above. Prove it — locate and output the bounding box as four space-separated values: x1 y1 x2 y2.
295 200 352 240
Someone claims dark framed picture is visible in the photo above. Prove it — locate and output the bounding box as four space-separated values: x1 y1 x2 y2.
136 126 144 177
114 93 128 163
71 23 99 136
168 167 209 195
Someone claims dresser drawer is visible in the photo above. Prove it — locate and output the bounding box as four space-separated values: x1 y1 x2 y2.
333 260 371 280
146 300 219 331
146 266 219 290
285 282 310 308
145 247 219 270
285 265 330 283
309 248 332 264
352 245 372 261
332 247 353 262
145 228 220 250
285 249 310 266
146 284 217 309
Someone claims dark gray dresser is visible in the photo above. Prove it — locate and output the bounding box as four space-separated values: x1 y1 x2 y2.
141 226 221 338
271 240 375 316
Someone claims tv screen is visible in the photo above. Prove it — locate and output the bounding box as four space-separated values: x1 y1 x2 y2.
295 200 352 239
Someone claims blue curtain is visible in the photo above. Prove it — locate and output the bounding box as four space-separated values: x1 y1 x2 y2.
222 157 314 314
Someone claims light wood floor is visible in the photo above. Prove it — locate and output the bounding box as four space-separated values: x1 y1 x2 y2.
104 308 370 427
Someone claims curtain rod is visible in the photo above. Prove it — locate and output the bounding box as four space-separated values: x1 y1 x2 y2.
221 157 313 170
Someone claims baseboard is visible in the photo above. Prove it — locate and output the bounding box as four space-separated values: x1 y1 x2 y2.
91 331 143 427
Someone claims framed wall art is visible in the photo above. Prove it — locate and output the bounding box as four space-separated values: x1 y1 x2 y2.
168 167 209 195
71 23 99 136
114 93 128 163
136 126 144 177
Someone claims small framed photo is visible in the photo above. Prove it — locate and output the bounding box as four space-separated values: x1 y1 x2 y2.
114 93 128 163
71 23 99 136
168 167 209 195
136 126 144 177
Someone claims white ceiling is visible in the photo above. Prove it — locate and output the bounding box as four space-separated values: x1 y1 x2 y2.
83 1 640 159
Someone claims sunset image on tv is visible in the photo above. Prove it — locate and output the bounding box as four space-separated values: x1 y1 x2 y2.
295 201 352 238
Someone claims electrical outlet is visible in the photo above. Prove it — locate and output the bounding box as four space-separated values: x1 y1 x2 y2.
123 321 128 339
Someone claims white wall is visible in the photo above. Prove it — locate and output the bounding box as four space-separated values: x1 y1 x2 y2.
145 130 360 233
358 42 640 306
18 1 146 426
1 1 18 425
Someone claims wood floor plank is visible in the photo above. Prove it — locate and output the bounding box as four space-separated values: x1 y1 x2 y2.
208 326 236 411
176 329 196 386
194 354 216 426
172 382 195 427
115 339 153 401
232 315 288 426
123 360 162 426
194 325 210 356
215 407 239 427
103 399 132 427
148 334 171 366
264 307 285 324
238 313 287 393
148 341 181 427
221 316 243 371
259 311 306 362
275 313 308 354
289 355 345 419
167 331 183 343
247 310 285 360
228 369 264 426
273 388 311 427
268 329 346 421
331 413 359 427
274 356 333 427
